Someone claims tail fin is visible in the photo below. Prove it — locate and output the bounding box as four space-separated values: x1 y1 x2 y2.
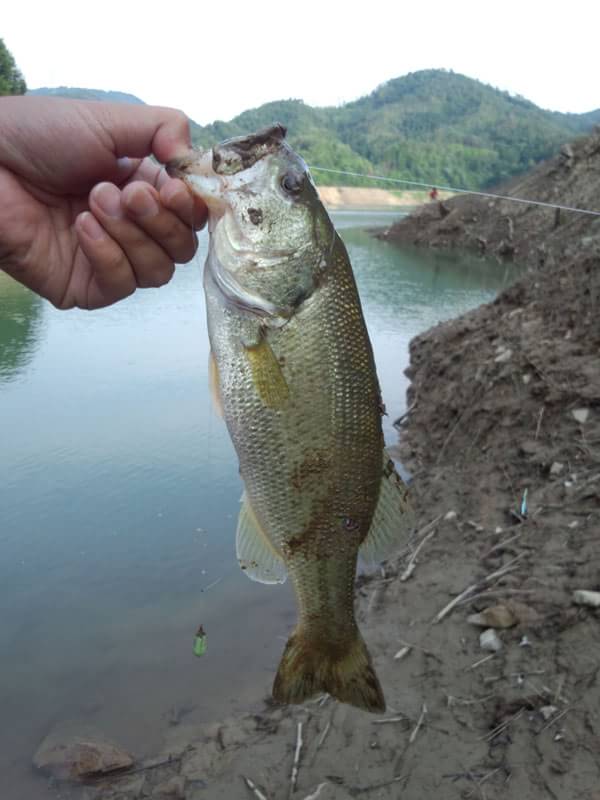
272 627 385 713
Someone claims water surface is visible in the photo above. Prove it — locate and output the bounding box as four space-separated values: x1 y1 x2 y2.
0 213 519 798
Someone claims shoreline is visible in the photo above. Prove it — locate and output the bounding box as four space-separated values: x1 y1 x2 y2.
317 185 452 211
51 140 600 798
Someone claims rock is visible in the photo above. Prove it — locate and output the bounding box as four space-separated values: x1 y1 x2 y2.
479 628 502 652
540 705 559 721
571 407 590 424
494 348 513 363
444 510 458 521
153 775 186 798
33 722 133 781
468 604 517 629
573 590 600 608
550 461 564 475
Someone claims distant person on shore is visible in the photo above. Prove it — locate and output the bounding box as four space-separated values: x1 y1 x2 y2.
0 96 207 310
429 186 439 201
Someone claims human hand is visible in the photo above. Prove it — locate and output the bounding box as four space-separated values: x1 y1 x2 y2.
0 96 207 309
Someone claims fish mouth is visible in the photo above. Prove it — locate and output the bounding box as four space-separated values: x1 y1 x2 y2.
212 124 287 175
166 123 287 184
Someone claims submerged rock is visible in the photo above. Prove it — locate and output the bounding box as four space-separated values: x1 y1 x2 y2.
33 722 133 781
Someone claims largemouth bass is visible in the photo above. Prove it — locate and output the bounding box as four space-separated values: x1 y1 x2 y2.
168 126 414 712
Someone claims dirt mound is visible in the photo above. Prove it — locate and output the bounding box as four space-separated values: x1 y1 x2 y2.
90 138 600 800
381 128 600 267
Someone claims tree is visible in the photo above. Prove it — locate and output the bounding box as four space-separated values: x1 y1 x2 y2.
0 39 27 96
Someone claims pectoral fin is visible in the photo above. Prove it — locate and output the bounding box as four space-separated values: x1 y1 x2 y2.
208 351 224 418
236 492 287 584
243 338 289 409
359 451 415 564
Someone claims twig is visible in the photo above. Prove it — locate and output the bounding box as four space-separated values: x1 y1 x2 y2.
409 703 427 743
302 783 329 800
535 406 545 440
433 583 479 624
201 576 223 592
352 775 406 794
467 654 495 671
316 721 331 750
482 533 521 558
87 755 181 782
393 645 412 661
433 553 526 623
289 721 303 798
539 707 571 734
372 716 407 724
393 401 417 429
400 529 437 581
480 709 523 741
244 776 270 800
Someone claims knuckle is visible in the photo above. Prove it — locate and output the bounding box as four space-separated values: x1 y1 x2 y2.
136 256 174 288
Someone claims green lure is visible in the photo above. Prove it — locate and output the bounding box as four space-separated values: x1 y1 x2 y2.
193 626 207 657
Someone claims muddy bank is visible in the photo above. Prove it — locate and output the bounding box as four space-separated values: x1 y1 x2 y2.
79 231 600 800
379 129 600 268
72 142 600 800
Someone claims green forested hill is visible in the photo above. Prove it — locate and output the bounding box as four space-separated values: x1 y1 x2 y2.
27 86 144 104
29 71 600 189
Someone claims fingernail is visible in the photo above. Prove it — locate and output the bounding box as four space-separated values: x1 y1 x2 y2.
94 183 122 218
79 212 106 241
127 187 159 218
116 157 134 171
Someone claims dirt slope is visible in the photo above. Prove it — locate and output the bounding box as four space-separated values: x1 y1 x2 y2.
381 129 600 268
86 135 600 800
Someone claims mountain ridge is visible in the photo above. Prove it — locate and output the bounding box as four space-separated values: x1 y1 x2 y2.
29 71 600 189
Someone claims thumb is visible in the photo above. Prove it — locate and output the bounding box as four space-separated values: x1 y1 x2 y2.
79 100 194 164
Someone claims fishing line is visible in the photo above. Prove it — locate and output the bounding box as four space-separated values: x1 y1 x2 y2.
308 166 600 218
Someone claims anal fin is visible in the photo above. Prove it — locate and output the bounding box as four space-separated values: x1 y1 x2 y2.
359 450 416 564
236 492 287 584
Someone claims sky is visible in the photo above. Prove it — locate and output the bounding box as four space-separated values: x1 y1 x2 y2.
3 0 599 124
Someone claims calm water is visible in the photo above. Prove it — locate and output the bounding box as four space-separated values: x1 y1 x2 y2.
0 212 519 798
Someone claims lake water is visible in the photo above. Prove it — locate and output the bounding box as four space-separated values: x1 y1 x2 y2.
0 212 519 798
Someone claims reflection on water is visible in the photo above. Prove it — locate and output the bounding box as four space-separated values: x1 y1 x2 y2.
0 215 520 799
0 272 43 384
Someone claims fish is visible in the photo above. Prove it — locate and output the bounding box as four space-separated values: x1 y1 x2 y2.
167 125 414 712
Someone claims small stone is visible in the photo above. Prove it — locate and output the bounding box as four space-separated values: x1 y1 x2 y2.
468 604 517 629
571 408 590 424
568 521 579 529
573 590 600 608
549 462 564 476
522 373 532 384
494 526 503 534
494 348 513 363
153 776 186 798
33 723 133 781
540 705 559 721
519 635 531 647
444 510 457 521
480 628 502 652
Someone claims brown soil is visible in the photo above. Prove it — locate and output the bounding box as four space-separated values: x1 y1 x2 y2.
379 128 600 268
90 137 600 800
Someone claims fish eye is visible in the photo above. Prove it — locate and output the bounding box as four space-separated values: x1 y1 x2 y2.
281 172 304 194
